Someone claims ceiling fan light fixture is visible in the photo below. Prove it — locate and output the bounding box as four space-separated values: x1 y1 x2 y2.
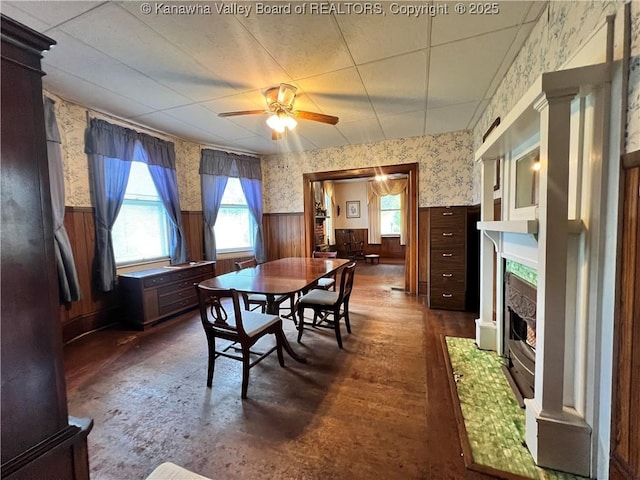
266 112 297 132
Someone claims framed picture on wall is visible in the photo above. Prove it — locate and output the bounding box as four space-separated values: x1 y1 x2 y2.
346 200 360 218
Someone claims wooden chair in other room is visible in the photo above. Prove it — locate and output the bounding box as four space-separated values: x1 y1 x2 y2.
296 262 356 348
312 250 338 291
234 258 295 319
194 284 286 399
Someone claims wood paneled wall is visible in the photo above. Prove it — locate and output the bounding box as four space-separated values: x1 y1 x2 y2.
610 153 640 480
61 209 303 342
60 207 120 343
334 228 406 259
263 212 305 260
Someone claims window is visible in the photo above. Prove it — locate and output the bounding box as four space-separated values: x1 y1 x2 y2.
112 161 170 265
215 177 255 252
380 194 401 235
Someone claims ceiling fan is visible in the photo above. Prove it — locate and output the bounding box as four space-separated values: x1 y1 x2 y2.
218 83 339 140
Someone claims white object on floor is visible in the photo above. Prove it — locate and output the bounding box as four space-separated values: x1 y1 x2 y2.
145 462 211 480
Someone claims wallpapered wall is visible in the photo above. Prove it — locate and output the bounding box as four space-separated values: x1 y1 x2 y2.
472 0 640 204
261 131 474 213
51 1 638 215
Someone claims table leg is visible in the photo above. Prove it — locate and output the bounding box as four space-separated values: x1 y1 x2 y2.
266 294 307 364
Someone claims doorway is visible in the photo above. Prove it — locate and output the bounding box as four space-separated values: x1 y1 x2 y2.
303 163 418 294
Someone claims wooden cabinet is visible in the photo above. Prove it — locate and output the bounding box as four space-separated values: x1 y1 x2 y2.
119 261 215 329
1 15 92 479
428 206 467 310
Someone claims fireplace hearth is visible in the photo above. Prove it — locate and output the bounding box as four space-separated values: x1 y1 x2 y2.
503 272 537 407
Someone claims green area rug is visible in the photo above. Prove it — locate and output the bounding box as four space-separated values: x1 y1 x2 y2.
443 337 588 480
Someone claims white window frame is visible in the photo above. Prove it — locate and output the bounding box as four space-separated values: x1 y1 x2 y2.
380 193 401 236
112 160 171 267
215 177 256 254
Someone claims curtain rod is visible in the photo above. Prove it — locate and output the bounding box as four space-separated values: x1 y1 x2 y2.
87 111 259 158
44 90 259 158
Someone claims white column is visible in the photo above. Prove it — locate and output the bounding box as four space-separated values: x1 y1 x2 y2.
525 91 591 477
476 158 497 351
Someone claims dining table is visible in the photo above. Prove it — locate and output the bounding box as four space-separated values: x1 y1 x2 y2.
199 256 350 363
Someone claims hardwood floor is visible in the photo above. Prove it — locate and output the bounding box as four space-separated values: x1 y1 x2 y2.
64 259 498 479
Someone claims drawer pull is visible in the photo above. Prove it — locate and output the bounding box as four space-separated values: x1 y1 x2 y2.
442 293 453 298
442 232 453 237
442 212 453 216
442 253 453 257
442 273 453 277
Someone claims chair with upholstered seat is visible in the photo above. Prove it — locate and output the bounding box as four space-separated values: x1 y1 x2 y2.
234 257 295 319
194 283 287 399
311 250 338 291
296 262 356 348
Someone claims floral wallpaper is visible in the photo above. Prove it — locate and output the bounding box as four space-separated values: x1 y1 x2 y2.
472 0 639 204
47 93 206 211
261 130 475 213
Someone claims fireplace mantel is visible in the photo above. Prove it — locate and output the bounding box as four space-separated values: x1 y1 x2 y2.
474 62 610 477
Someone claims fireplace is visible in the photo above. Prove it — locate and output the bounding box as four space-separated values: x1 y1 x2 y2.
503 272 537 406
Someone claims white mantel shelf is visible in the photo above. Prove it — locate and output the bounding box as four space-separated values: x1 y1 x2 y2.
477 220 538 235
477 219 585 235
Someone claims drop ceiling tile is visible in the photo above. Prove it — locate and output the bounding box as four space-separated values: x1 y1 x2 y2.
378 110 427 140
296 68 375 123
525 2 548 23
428 27 519 108
119 2 289 93
431 1 534 46
236 14 353 79
131 111 224 145
467 99 490 131
42 29 194 110
425 101 480 135
42 64 156 119
358 51 428 116
337 117 385 146
335 13 429 64
148 104 255 141
483 23 536 100
1 2 52 32
295 123 348 150
2 1 103 31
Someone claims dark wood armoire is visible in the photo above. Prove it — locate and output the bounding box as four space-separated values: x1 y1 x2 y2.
1 15 92 479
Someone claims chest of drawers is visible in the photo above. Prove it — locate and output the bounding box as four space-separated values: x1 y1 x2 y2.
119 261 216 329
428 206 467 310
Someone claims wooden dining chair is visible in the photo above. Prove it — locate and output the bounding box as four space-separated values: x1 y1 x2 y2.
194 283 286 399
234 257 295 319
296 262 356 348
311 250 338 291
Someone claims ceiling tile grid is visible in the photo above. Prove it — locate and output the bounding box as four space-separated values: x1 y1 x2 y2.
2 0 548 155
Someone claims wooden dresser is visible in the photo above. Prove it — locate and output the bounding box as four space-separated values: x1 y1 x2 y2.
428 206 467 310
119 261 215 329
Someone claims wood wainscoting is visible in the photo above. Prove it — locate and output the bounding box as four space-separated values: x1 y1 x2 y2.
60 207 120 343
610 150 640 480
60 208 304 343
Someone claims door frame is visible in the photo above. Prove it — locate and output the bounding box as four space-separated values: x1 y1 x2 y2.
303 163 419 294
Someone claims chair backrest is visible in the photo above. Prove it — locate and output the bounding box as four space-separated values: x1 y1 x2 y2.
312 251 337 258
337 262 356 302
195 284 249 338
235 257 258 271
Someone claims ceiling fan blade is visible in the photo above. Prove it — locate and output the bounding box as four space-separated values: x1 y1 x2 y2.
294 110 339 125
272 130 283 141
218 110 266 117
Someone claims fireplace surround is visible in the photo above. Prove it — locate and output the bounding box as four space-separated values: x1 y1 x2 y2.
503 272 537 407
